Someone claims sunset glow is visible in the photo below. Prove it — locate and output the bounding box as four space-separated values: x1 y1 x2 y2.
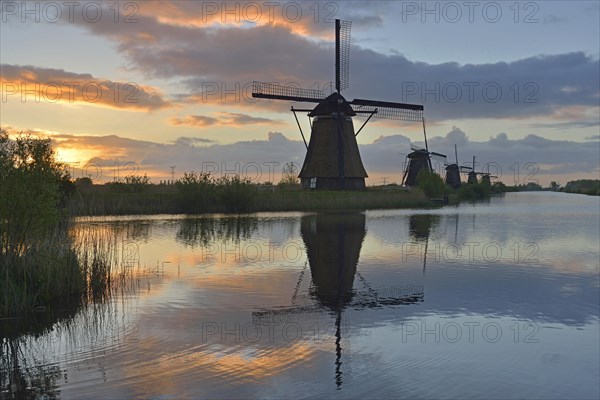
1 1 598 185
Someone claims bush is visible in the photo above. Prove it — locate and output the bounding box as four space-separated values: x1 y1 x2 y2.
215 175 256 213
174 173 257 213
106 174 151 193
490 181 506 194
175 172 216 213
416 169 446 198
564 179 600 196
457 180 491 200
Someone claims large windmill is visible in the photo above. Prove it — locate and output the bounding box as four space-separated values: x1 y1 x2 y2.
252 20 424 190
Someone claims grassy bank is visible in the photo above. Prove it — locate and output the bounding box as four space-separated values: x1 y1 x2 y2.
254 189 432 211
69 184 434 216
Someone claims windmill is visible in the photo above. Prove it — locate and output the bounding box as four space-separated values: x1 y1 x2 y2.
400 121 446 187
465 155 497 184
444 145 472 189
252 20 424 190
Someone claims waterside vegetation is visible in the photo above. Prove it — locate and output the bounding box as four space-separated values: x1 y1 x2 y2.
0 131 118 317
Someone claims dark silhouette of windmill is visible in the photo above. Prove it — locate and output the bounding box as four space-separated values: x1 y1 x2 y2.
252 212 424 389
465 156 497 184
401 122 446 187
444 145 472 189
252 20 424 190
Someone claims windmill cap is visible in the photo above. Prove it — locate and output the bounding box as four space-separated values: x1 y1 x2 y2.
407 149 430 158
309 92 356 117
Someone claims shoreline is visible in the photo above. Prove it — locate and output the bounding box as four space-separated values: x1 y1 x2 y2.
69 187 440 216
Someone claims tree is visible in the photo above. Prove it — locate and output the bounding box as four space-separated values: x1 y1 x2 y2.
279 162 300 185
0 130 68 255
550 181 560 191
1 130 89 316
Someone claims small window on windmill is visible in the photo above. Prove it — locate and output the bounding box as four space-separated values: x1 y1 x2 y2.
309 177 317 189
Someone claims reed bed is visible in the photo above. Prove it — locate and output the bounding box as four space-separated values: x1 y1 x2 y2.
0 220 139 317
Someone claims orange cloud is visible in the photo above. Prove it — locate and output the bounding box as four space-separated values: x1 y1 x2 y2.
169 115 219 127
169 112 281 128
136 1 336 39
1 64 172 112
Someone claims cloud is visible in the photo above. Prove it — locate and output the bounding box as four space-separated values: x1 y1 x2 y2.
360 129 600 183
7 124 596 185
169 115 219 127
86 156 136 168
217 112 279 125
419 131 600 177
0 64 172 111
8 1 593 126
168 112 280 128
8 127 305 183
349 51 599 122
172 137 214 146
543 14 565 24
53 5 599 124
2 1 598 130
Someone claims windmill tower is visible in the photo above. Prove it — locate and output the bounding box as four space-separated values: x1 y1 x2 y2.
444 145 472 189
401 121 446 187
252 20 424 190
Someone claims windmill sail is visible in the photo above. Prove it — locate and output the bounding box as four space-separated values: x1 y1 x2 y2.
251 19 426 190
351 98 424 121
252 82 325 103
336 19 351 93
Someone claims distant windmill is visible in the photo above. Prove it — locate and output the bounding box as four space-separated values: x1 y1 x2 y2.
401 121 446 187
444 145 472 189
252 20 424 190
465 156 497 184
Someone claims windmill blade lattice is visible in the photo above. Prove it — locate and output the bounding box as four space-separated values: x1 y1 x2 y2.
351 98 424 121
336 19 352 92
252 81 325 103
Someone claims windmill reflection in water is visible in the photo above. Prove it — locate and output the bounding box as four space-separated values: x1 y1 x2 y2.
253 212 435 389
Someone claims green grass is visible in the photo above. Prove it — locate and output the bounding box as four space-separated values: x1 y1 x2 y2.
71 191 177 215
253 189 433 211
0 223 122 317
69 185 435 215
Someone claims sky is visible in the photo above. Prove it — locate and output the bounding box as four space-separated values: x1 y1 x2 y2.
1 0 599 185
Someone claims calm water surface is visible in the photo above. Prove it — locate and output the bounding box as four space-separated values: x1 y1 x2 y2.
2 192 599 399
